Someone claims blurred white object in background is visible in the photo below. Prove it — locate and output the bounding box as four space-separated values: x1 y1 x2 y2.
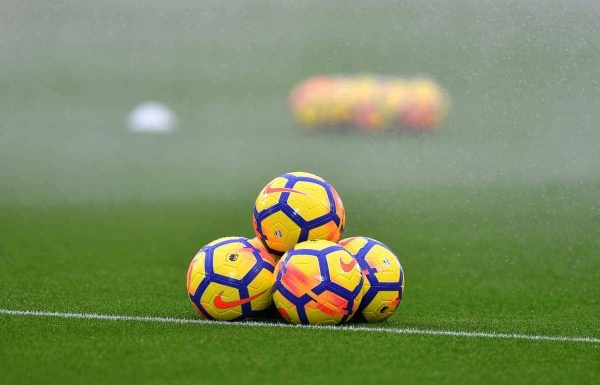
126 102 177 134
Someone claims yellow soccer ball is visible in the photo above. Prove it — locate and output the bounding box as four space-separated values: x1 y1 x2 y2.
253 172 345 257
272 240 364 325
339 237 405 322
186 236 275 321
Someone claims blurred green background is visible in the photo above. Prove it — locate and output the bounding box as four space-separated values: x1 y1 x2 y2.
1 0 599 205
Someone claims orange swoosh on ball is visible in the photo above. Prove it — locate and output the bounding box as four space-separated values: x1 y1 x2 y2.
263 182 306 196
338 238 355 247
213 290 267 309
340 257 357 272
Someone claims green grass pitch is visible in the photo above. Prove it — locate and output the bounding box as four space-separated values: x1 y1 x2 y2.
2 183 599 385
1 1 599 384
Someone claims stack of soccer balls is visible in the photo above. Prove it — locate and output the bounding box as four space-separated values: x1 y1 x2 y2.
289 75 449 133
186 172 405 325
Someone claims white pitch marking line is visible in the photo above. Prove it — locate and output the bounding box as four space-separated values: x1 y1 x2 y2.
1 308 598 344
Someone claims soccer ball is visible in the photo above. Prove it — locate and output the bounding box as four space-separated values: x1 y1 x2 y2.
339 237 404 322
272 240 363 325
253 172 345 257
186 236 275 321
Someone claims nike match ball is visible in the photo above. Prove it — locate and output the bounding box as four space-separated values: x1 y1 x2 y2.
186 236 275 321
272 240 363 325
253 172 345 257
339 237 404 322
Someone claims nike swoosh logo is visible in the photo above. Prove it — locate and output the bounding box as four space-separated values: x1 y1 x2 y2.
213 290 267 309
263 183 306 196
340 257 357 272
338 238 355 247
